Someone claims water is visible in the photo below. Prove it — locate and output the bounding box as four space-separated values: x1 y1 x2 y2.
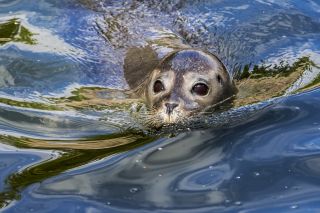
0 0 320 212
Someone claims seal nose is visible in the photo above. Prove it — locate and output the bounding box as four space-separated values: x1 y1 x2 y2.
165 103 178 115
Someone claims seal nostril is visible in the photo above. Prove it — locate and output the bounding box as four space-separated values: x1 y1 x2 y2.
165 103 178 114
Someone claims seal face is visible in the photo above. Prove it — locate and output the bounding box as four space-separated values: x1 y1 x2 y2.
144 49 236 125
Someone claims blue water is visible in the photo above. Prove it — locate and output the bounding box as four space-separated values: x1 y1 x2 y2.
1 0 320 212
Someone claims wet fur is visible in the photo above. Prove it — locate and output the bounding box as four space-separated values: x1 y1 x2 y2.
124 47 237 127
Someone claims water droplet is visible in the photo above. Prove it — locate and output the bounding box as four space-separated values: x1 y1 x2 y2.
254 172 260 177
157 147 163 151
290 205 299 209
209 166 214 170
235 176 241 180
106 202 111 205
158 173 163 177
129 188 139 193
135 159 141 163
225 199 231 204
234 201 242 206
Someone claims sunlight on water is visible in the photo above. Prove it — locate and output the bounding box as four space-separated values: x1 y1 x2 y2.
0 0 320 212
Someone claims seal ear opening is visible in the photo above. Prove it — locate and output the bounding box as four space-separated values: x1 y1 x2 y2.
216 74 223 84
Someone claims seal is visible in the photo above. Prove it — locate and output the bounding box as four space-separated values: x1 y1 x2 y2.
72 0 316 129
124 47 237 126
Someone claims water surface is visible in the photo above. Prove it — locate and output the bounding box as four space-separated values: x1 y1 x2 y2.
1 0 320 212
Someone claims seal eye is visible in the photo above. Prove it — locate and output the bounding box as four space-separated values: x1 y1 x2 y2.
192 83 209 96
153 80 165 93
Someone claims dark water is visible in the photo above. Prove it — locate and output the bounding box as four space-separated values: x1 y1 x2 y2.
1 0 320 212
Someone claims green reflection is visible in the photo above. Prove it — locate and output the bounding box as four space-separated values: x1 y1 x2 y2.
0 87 142 111
235 56 315 80
0 132 157 208
51 87 143 110
0 18 36 45
234 56 319 107
0 97 60 110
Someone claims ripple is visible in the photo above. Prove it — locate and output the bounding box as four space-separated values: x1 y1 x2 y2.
1 0 320 212
0 0 21 8
176 165 230 191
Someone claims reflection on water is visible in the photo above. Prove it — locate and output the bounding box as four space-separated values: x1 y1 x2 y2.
0 0 320 212
0 18 35 46
0 132 156 208
4 89 320 212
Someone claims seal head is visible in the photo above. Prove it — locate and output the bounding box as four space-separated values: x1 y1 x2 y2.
144 49 236 125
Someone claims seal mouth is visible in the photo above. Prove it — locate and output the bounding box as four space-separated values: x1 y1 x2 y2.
141 107 199 130
161 112 179 124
